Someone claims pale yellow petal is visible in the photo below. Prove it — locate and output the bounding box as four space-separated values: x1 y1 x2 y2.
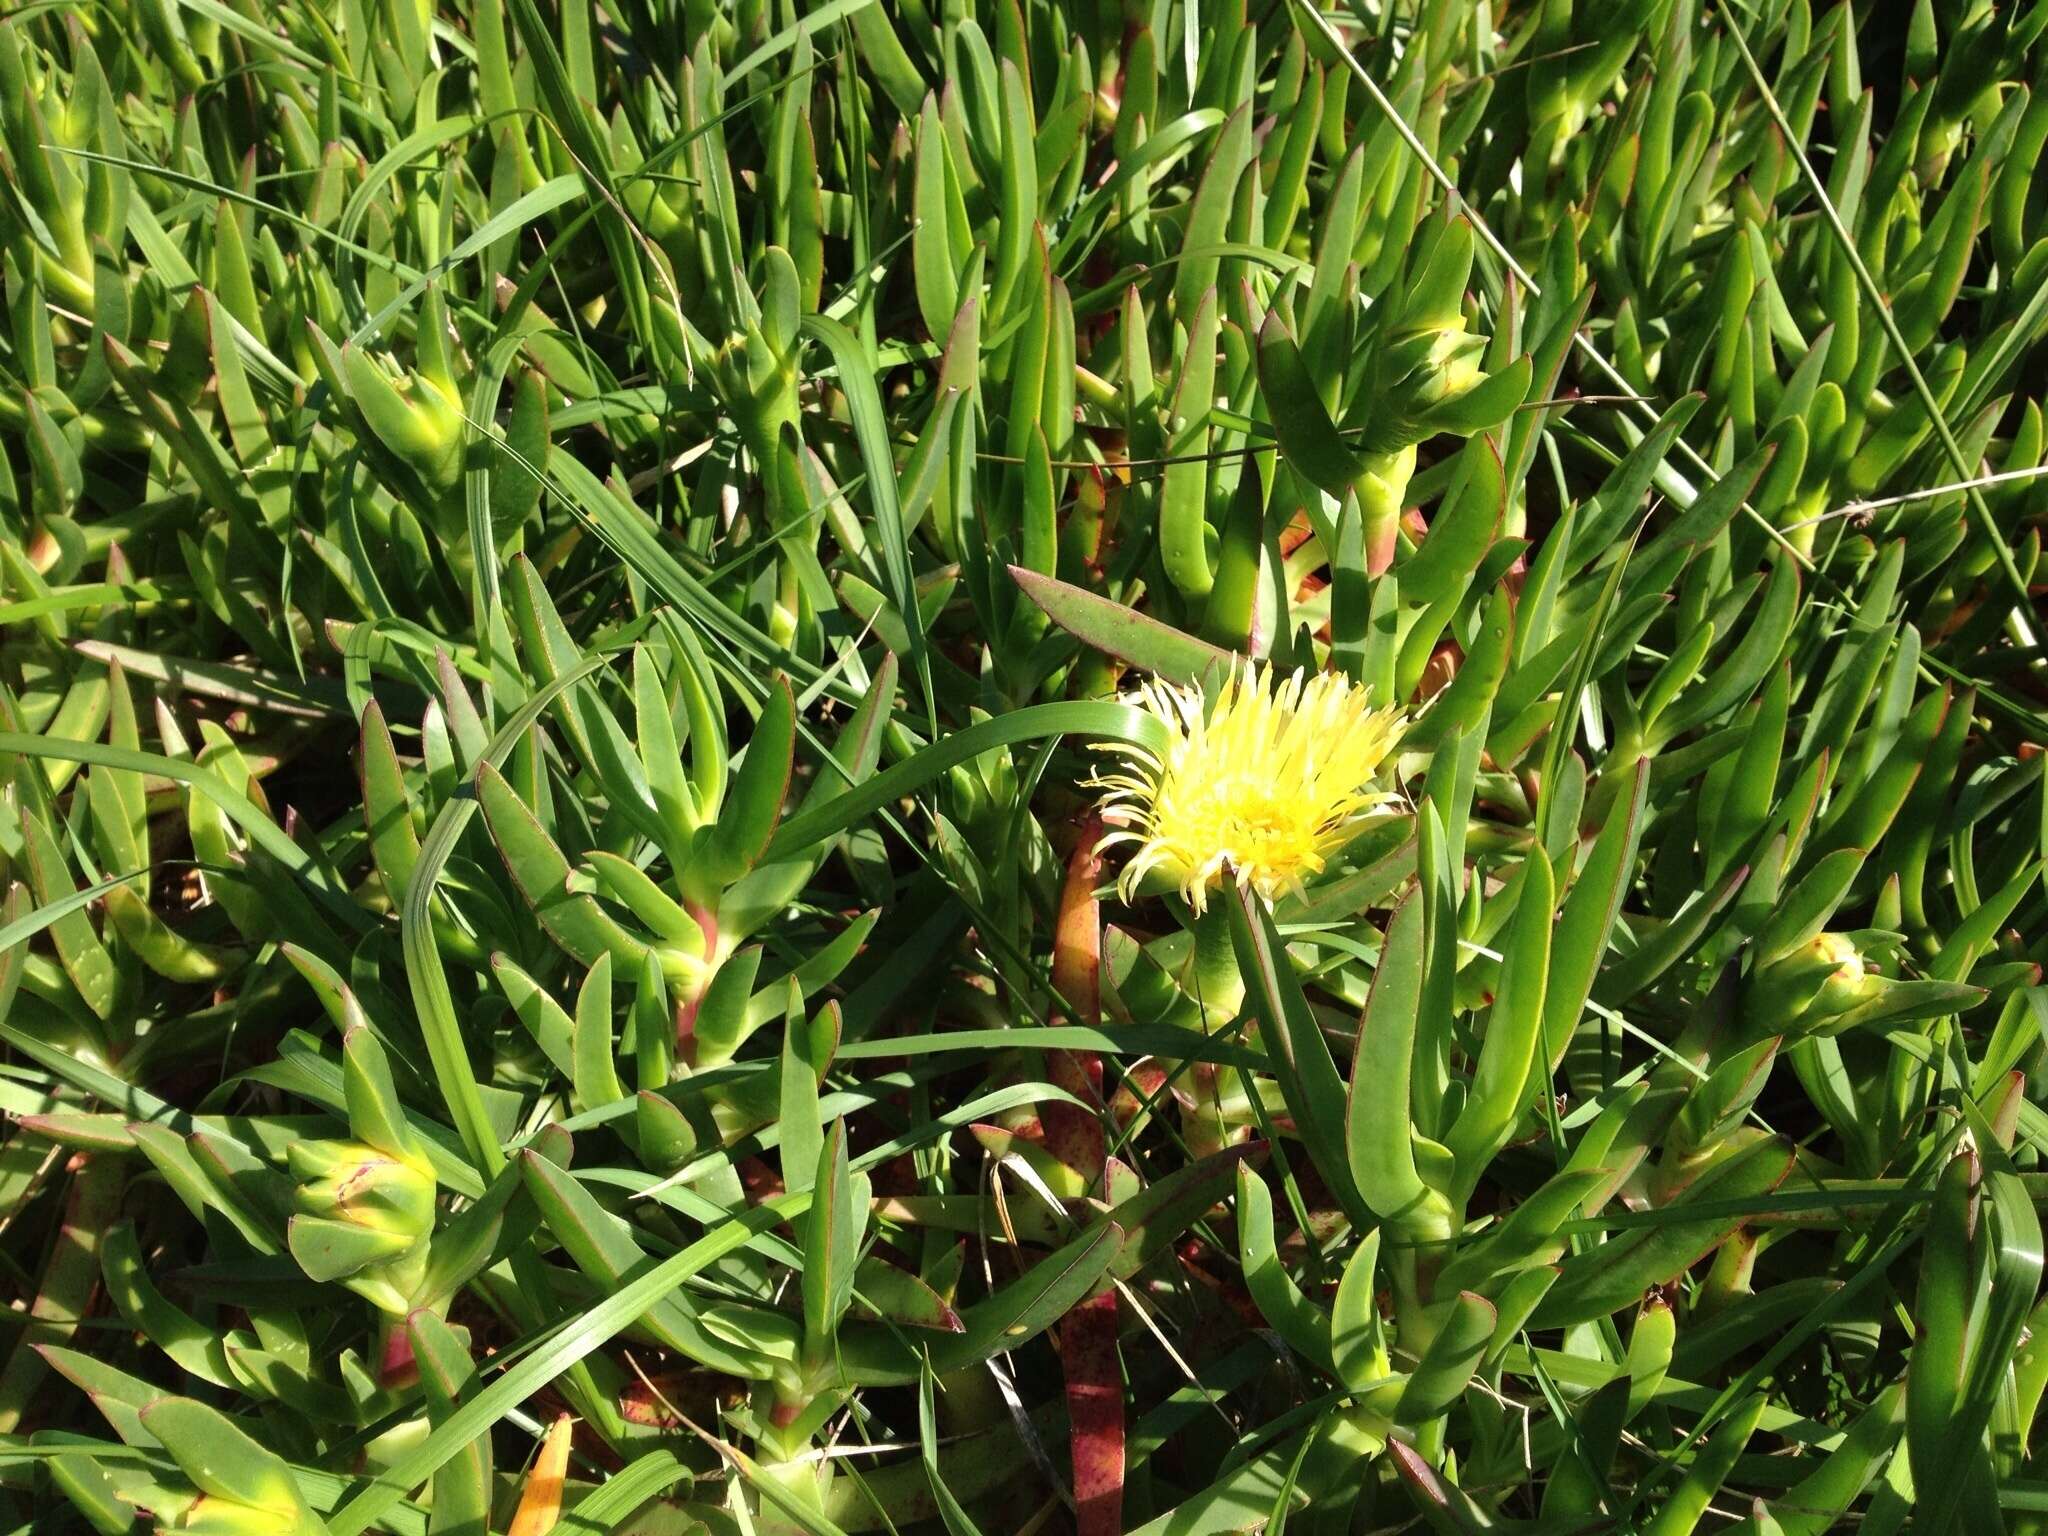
1086 660 1404 910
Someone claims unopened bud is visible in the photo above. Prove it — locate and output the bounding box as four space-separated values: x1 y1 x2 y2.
288 1139 436 1235
286 1137 435 1313
1409 324 1487 412
1358 322 1494 456
340 346 466 494
1748 933 1871 1035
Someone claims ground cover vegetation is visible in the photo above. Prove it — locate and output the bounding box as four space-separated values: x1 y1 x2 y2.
0 0 2045 1531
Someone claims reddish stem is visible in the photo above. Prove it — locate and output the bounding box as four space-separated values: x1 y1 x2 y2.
1043 821 1108 1182
674 901 720 1063
378 1316 419 1390
1062 1291 1125 1536
1042 822 1126 1530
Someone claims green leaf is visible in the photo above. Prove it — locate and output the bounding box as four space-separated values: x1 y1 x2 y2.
1533 1137 1796 1328
1640 1393 1770 1536
801 1120 867 1364
1445 846 1555 1198
490 955 577 1079
1347 893 1444 1233
1255 307 1366 494
407 1312 493 1536
1229 884 1363 1226
516 1149 785 1380
1330 1229 1385 1393
358 703 420 912
1908 1146 1977 1500
1395 1291 1496 1422
1236 1164 1336 1375
571 955 626 1115
406 657 611 1177
140 1396 315 1522
1545 760 1649 1068
693 675 796 892
477 759 649 974
1401 585 1513 753
1105 1141 1267 1281
764 701 1167 861
16 804 116 1022
1008 565 1235 685
1396 437 1507 608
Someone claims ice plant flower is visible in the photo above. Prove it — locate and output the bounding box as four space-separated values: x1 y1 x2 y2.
1093 662 1404 913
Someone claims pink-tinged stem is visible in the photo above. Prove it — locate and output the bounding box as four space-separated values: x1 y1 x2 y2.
1043 821 1107 1182
378 1316 419 1389
674 902 720 1062
1062 1291 1124 1536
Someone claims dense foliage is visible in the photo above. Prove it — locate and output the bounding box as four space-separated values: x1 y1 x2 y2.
3 0 2048 1531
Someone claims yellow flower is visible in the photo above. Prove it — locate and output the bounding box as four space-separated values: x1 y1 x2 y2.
1092 662 1404 913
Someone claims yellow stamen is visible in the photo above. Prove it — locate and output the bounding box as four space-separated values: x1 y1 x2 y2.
1091 662 1404 913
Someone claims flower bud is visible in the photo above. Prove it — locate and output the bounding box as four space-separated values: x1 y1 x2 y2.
288 1139 436 1233
1355 320 1493 459
1748 932 1872 1035
1389 323 1488 413
286 1137 436 1313
340 345 466 494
